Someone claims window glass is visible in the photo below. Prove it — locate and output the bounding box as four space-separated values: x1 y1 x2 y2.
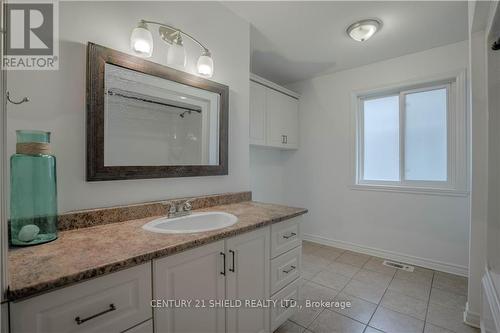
404 88 447 181
363 95 400 181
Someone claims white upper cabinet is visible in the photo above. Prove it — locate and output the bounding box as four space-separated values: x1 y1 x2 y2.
250 74 299 150
250 81 267 145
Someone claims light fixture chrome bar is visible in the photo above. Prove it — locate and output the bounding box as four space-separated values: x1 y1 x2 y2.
140 19 210 53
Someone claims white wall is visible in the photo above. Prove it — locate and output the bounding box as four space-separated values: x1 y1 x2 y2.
285 41 471 274
6 2 250 212
250 146 292 205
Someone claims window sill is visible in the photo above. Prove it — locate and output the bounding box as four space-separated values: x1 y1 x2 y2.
351 184 469 197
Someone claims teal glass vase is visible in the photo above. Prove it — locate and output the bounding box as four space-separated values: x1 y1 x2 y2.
10 130 58 246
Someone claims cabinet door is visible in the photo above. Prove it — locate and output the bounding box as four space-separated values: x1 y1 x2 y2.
250 81 267 145
153 241 226 333
283 97 299 149
266 89 287 148
266 89 299 149
226 227 270 333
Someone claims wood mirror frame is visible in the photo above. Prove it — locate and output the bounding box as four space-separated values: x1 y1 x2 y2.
86 42 229 181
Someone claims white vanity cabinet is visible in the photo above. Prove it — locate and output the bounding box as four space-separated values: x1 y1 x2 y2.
9 217 303 333
226 227 270 333
153 240 226 333
269 217 302 331
153 227 270 333
10 263 152 333
250 74 299 150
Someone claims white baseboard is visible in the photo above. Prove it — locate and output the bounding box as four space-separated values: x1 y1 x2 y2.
464 302 481 328
482 269 500 333
303 234 469 277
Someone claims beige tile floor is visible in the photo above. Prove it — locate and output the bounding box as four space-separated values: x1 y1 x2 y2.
274 241 478 333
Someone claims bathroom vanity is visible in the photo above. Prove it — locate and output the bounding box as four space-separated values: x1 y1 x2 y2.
7 192 306 333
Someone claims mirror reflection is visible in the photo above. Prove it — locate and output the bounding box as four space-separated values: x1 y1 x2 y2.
104 64 220 166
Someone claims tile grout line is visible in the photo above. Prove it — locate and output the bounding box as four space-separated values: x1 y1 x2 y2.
294 243 343 332
423 270 436 329
423 272 465 333
362 261 398 333
302 250 344 331
314 256 374 332
301 249 368 332
302 243 469 333
307 249 402 332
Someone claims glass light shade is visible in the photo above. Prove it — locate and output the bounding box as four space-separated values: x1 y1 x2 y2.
347 19 381 42
130 24 153 57
167 43 187 67
197 52 214 78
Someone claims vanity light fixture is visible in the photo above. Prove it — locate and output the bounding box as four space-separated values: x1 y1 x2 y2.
346 19 382 42
130 19 214 78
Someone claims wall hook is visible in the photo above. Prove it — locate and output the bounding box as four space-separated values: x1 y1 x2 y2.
492 38 500 51
6 91 29 105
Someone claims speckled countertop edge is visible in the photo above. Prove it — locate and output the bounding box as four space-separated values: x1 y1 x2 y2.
8 201 307 301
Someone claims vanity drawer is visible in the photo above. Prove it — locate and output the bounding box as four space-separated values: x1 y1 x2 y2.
270 277 301 331
11 263 152 333
271 217 302 258
270 246 302 294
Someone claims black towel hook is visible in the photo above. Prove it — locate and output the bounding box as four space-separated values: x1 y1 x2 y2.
492 37 500 51
6 91 29 105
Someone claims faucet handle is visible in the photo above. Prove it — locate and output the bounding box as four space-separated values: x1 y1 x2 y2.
168 204 177 214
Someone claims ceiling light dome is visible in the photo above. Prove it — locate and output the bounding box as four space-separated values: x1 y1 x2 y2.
347 19 382 42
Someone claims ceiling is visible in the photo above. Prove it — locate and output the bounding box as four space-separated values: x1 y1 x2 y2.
224 1 468 85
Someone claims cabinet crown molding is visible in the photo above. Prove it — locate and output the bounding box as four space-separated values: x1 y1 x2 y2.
250 73 300 100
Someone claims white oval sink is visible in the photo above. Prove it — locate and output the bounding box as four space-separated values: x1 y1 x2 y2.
142 212 238 234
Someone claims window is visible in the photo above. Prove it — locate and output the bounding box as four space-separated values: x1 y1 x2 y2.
354 73 467 195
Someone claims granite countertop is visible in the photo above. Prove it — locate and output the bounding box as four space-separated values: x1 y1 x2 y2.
8 201 307 301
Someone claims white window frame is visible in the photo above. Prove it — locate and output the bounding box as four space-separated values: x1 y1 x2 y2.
351 70 468 196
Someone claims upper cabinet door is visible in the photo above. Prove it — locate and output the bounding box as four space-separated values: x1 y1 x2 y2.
249 76 299 150
282 96 299 149
266 89 289 148
225 227 270 333
265 88 299 149
153 241 226 333
250 81 267 145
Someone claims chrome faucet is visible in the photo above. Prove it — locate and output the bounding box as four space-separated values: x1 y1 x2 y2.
167 200 193 218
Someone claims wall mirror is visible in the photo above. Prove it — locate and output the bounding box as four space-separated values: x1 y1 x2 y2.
86 43 228 181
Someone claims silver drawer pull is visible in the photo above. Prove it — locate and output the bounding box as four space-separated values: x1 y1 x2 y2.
282 232 297 240
75 304 116 325
282 265 296 274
